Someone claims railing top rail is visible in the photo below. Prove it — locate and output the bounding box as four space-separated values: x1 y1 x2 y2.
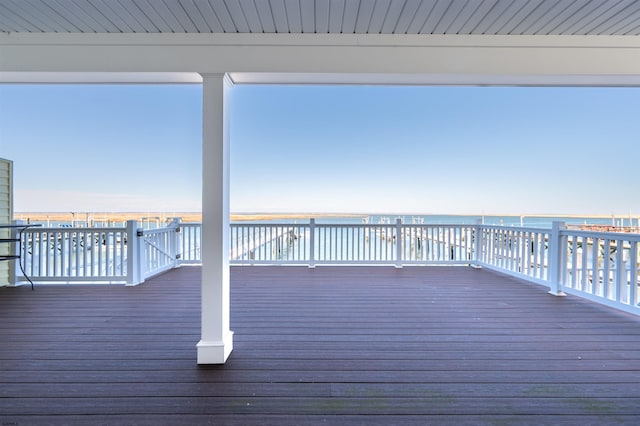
560 228 640 241
477 224 552 233
23 226 127 233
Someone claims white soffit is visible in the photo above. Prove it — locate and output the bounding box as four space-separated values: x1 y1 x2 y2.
1 0 640 36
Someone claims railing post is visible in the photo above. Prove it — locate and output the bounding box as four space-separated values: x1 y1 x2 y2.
395 218 403 268
309 218 316 268
7 219 23 286
547 221 566 296
171 218 182 268
126 220 144 286
472 219 483 268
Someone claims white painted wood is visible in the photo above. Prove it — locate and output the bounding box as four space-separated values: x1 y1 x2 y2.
209 0 237 32
367 0 390 34
0 158 12 286
327 0 344 33
269 0 288 33
341 0 359 33
445 0 483 34
118 0 163 32
354 0 375 34
516 0 566 35
0 2 41 31
484 0 529 35
284 0 302 32
225 0 250 32
197 74 233 364
9 0 59 32
457 0 497 33
299 0 314 33
428 0 455 33
380 0 406 34
406 0 436 34
314 0 329 33
239 0 263 33
1 0 640 35
576 0 636 36
191 0 223 33
393 0 422 34
499 0 547 35
608 5 640 35
181 0 213 33
548 0 602 35
100 0 148 33
254 0 276 33
163 0 198 32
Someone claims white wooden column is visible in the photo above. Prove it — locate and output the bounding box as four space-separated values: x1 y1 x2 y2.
197 73 233 364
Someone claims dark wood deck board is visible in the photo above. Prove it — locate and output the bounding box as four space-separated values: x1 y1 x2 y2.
2 265 640 425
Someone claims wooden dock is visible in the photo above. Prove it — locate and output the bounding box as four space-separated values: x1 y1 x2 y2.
2 266 640 425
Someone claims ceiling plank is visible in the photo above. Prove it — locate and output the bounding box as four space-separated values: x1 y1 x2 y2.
269 0 289 33
393 0 423 34
341 0 359 33
499 0 547 35
13 0 68 32
472 0 513 34
224 0 250 32
315 0 330 33
516 0 568 35
328 0 345 33
180 0 213 32
457 0 497 34
283 0 301 32
406 0 436 34
46 0 104 32
69 0 121 32
483 0 529 35
548 0 603 34
433 0 469 34
208 0 237 32
354 0 376 33
380 0 406 34
608 3 640 35
104 0 150 32
0 4 40 31
368 0 392 34
191 0 224 32
238 0 264 33
299 0 314 32
163 0 198 32
445 0 483 34
573 0 635 35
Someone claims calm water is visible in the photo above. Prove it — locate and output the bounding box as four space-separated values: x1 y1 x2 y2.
20 214 639 229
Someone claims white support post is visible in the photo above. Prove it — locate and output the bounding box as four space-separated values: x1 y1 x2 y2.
547 221 566 296
197 73 233 364
395 218 403 268
308 218 316 268
126 220 144 286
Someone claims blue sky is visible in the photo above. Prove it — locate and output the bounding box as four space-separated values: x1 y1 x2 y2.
1 83 639 215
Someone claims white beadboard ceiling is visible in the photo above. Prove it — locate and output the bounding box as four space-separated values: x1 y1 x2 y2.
1 0 640 35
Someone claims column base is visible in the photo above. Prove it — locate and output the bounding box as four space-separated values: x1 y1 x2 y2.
197 331 234 364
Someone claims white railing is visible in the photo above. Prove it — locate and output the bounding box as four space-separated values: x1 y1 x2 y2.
229 219 476 266
15 220 184 284
561 228 640 314
10 218 640 316
474 224 552 286
20 225 130 283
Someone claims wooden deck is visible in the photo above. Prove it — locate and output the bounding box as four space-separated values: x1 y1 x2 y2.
2 266 640 425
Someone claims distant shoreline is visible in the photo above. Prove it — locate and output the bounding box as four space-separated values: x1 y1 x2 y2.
13 211 635 224
12 212 367 223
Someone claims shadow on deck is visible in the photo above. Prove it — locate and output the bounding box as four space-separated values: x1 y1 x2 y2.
1 266 640 425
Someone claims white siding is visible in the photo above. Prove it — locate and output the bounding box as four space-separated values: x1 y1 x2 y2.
0 158 12 285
